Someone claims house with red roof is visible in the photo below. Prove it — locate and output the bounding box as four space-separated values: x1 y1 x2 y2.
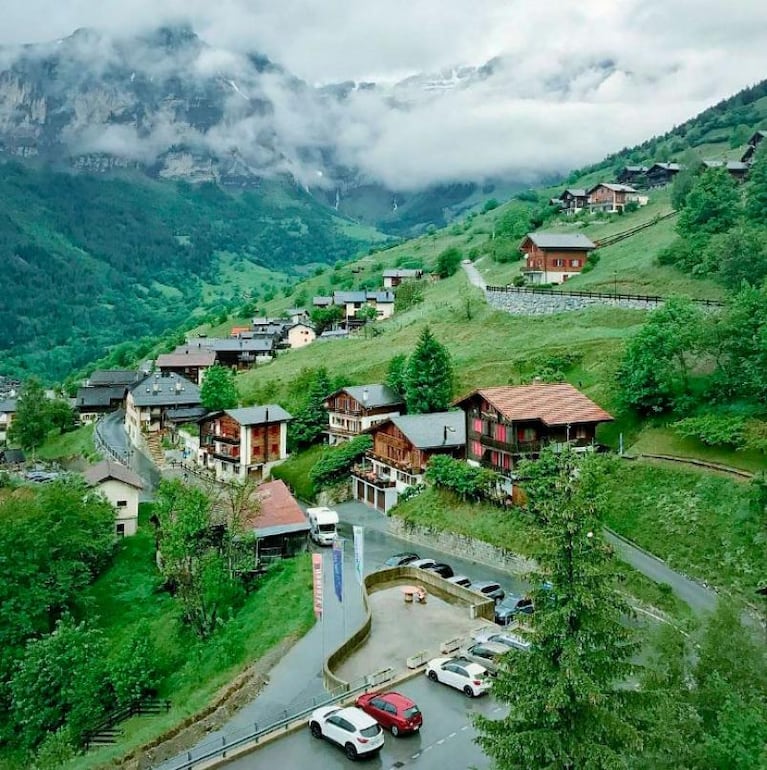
454 383 613 481
245 479 310 560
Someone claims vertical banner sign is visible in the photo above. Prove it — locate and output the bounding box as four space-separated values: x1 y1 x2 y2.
312 553 323 619
353 526 364 585
332 538 344 603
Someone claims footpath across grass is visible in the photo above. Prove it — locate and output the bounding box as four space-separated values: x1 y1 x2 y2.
56 505 315 770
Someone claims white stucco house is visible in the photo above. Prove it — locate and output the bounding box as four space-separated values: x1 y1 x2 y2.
83 459 144 536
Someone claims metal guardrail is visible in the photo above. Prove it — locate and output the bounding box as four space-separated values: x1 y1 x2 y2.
93 417 133 465
485 284 725 308
164 671 391 770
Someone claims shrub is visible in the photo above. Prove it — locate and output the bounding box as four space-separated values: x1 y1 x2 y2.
435 246 462 278
309 435 373 489
425 455 501 502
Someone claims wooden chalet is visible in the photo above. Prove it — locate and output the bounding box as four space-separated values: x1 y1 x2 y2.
352 411 465 512
198 405 292 481
324 384 404 445
701 160 750 182
644 163 683 187
454 383 613 484
520 232 596 285
76 369 140 423
587 183 644 213
741 130 767 163
615 165 648 187
382 268 424 288
556 188 589 215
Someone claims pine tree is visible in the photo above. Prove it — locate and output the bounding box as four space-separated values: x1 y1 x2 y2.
404 326 453 414
288 368 331 449
200 364 238 412
385 353 408 399
475 448 642 770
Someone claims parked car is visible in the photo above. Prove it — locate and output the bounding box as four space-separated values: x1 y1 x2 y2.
422 562 454 579
308 705 384 759
425 656 491 697
494 594 535 626
384 552 420 567
458 641 509 675
472 628 531 653
354 691 423 736
471 580 506 603
409 558 437 570
446 574 472 588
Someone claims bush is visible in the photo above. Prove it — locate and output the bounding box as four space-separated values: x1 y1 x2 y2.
425 455 501 502
624 200 639 214
435 246 462 278
672 414 747 448
309 435 373 489
482 198 500 213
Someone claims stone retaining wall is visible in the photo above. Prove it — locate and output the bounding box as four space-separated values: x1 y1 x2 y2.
486 290 661 316
388 517 536 575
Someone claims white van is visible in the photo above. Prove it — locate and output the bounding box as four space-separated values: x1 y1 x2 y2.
306 506 339 546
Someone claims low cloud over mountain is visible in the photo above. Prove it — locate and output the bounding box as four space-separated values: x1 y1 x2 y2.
1 1 766 191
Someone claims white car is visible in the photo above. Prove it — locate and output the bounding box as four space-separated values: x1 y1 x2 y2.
409 558 437 570
446 574 472 588
308 705 384 759
425 656 491 697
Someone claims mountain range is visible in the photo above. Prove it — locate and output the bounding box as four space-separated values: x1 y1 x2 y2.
0 25 520 232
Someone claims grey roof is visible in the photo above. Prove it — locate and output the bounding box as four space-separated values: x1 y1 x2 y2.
221 405 293 425
86 370 140 387
319 328 349 339
389 411 466 449
76 386 125 409
560 188 587 198
588 183 637 193
256 521 311 538
702 160 749 171
333 291 368 304
524 233 596 250
382 269 422 278
284 307 308 316
0 449 25 464
84 459 144 490
129 373 201 407
621 165 648 173
157 349 217 368
186 338 275 353
0 399 17 413
648 162 682 172
331 384 404 409
368 291 395 303
313 296 333 306
165 406 209 422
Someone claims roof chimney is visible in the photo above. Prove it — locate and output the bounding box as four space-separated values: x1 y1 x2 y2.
362 387 369 406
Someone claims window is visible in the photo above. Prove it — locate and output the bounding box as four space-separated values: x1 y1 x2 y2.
470 440 483 457
116 523 125 537
116 500 128 507
571 259 581 267
553 259 564 267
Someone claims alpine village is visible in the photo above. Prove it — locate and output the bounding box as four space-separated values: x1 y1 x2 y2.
1 20 767 770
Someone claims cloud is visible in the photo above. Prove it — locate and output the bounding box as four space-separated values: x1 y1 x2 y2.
1 0 766 190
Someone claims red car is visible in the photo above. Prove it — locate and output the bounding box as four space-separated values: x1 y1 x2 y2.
354 691 423 736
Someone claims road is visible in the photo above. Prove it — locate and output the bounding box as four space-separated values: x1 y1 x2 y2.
221 676 499 770
461 260 487 291
99 410 160 499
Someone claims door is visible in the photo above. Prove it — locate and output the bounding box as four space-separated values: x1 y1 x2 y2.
369 697 390 728
325 715 353 746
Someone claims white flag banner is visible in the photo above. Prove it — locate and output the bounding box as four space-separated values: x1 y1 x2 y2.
353 525 364 585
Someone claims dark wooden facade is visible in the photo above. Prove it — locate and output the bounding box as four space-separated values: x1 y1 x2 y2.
460 393 600 474
521 242 589 275
199 414 281 466
369 421 461 474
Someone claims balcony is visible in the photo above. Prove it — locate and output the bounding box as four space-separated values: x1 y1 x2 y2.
327 424 362 437
351 463 396 488
202 432 240 445
468 429 543 454
210 447 241 462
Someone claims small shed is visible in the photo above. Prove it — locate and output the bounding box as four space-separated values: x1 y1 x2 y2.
247 479 310 560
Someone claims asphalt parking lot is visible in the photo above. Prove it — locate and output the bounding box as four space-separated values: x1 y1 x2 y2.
220 675 502 770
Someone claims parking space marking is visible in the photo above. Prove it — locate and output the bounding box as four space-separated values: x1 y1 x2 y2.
448 732 457 738
461 724 469 730
411 753 420 760
436 739 445 745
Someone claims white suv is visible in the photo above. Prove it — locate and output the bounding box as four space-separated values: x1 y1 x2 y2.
309 705 384 759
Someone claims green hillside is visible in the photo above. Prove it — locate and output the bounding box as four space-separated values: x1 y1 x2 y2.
0 162 383 380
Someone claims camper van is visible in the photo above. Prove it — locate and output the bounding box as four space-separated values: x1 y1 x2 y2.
307 506 339 546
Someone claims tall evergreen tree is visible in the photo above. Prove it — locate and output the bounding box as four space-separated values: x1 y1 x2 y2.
475 449 641 770
385 353 409 399
8 378 52 450
200 364 238 412
404 327 453 414
288 367 332 449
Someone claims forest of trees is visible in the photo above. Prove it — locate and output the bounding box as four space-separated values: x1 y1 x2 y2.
0 163 372 381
